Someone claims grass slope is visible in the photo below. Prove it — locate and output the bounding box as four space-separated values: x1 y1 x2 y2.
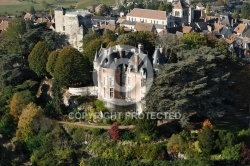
0 0 116 15
77 0 115 8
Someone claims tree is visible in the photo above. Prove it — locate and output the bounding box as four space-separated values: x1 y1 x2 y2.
9 90 34 120
28 41 51 77
205 4 210 15
6 18 26 55
215 39 231 56
158 2 172 13
82 30 101 47
232 11 240 20
222 144 241 161
51 79 63 116
145 47 242 126
241 143 250 165
41 1 49 10
0 113 16 138
46 50 59 77
30 5 36 15
179 32 207 49
167 134 183 159
198 126 215 156
235 64 250 114
97 4 110 15
116 33 137 46
0 54 36 89
215 130 237 152
16 103 43 141
136 112 157 136
54 47 90 86
83 39 103 63
108 122 119 141
241 3 250 19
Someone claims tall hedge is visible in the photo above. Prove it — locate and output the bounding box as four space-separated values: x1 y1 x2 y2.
28 41 51 77
53 46 89 86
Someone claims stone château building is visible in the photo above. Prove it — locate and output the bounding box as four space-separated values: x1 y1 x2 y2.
54 7 92 51
93 44 166 113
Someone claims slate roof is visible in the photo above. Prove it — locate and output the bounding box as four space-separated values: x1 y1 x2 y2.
220 27 233 38
120 20 136 26
242 28 250 38
152 48 166 65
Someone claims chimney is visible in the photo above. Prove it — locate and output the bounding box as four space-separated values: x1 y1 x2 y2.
138 43 144 54
134 54 139 72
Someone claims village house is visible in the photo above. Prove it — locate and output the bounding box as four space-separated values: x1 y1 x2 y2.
120 8 175 33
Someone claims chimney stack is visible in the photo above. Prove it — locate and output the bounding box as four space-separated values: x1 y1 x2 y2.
134 54 139 72
138 43 144 54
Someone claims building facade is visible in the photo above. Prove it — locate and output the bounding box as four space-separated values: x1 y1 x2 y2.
93 44 166 113
54 7 92 51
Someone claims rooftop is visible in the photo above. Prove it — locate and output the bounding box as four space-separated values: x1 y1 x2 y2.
126 8 167 20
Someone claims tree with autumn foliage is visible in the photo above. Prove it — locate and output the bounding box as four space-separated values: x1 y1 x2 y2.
202 119 213 129
16 103 43 141
108 122 119 141
9 90 34 120
241 143 250 165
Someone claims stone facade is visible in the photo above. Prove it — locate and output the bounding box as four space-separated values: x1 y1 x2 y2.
93 44 166 113
54 7 92 51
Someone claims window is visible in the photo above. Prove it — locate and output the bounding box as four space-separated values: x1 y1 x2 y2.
104 87 106 98
63 26 65 31
110 77 114 86
127 87 131 98
175 11 180 17
110 88 114 98
103 77 106 85
127 77 131 85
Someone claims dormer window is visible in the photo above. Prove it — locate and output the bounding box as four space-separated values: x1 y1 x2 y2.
104 58 108 63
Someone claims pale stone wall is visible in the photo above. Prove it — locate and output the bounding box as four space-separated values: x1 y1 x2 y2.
54 9 91 51
126 16 167 25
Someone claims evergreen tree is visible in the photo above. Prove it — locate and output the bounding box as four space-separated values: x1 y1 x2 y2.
46 50 59 77
30 6 36 15
54 47 90 86
198 126 215 156
28 41 51 77
145 46 242 126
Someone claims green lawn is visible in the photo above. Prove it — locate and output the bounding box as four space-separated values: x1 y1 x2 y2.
76 0 116 9
0 0 116 15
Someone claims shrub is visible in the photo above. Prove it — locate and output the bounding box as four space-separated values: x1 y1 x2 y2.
108 122 119 141
90 128 105 136
121 131 135 140
103 118 113 125
221 144 241 161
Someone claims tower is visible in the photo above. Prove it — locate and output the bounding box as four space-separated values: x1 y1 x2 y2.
54 6 66 32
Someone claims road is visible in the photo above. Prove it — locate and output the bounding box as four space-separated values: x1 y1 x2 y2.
58 121 135 130
58 120 168 130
